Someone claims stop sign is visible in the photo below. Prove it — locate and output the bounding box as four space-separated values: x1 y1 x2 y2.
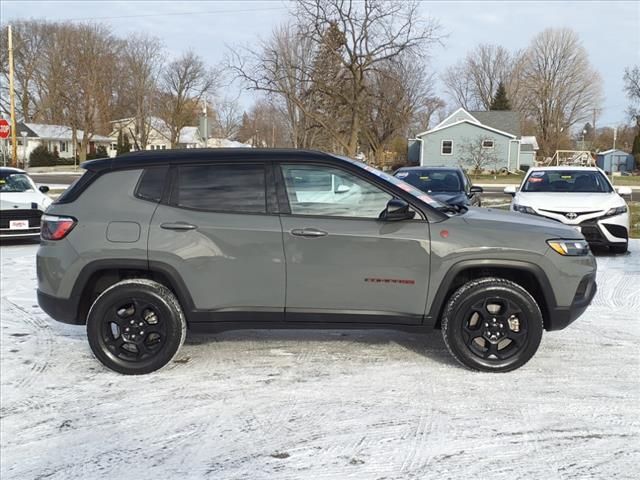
0 119 10 139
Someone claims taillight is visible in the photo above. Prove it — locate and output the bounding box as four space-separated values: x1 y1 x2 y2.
41 215 77 240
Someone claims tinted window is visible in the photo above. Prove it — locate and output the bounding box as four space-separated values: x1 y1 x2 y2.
176 164 266 213
395 169 463 193
281 164 392 218
136 166 168 202
522 170 613 193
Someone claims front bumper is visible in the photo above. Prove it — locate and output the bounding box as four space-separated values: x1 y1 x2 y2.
545 273 597 331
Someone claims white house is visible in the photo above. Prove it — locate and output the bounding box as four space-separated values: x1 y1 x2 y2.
13 122 112 161
108 117 204 155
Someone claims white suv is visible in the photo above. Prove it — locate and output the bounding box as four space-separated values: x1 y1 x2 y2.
505 166 631 253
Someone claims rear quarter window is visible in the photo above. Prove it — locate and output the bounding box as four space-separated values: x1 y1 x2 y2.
135 166 169 203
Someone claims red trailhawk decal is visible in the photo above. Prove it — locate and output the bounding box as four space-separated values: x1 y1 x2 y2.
365 278 416 285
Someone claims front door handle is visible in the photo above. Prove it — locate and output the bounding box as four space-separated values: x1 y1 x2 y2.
160 222 198 231
290 228 328 238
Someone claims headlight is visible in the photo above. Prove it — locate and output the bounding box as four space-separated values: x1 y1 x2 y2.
604 205 627 217
547 239 590 256
514 204 536 215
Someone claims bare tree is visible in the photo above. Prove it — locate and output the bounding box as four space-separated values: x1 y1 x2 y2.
212 95 243 139
520 28 603 157
0 21 53 122
51 23 120 161
156 51 219 147
458 136 500 174
442 44 524 112
121 34 164 148
230 0 442 156
623 65 640 128
364 55 433 163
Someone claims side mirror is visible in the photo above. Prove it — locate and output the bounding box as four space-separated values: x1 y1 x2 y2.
469 186 483 193
335 184 351 194
379 198 416 221
503 185 517 196
618 186 632 197
39 185 50 193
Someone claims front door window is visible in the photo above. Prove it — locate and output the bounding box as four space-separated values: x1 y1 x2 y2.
280 164 392 218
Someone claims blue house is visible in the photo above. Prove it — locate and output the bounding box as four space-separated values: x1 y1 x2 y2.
412 108 538 172
596 149 635 173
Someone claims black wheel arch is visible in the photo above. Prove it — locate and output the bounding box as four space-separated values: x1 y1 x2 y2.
71 259 195 325
427 259 557 330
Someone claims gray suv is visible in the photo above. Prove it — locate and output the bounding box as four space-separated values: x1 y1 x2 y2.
37 149 597 374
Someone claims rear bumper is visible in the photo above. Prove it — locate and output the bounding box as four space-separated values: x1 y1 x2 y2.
545 273 597 331
0 228 41 239
37 289 82 325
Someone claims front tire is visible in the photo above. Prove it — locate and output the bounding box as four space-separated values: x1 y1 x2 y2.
87 279 186 375
441 277 543 372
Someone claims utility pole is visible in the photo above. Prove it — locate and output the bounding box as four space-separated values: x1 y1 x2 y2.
8 25 18 167
202 97 207 148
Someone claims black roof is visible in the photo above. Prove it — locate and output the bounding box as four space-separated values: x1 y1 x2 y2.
0 167 26 174
84 148 340 172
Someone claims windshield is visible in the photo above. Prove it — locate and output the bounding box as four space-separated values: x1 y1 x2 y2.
337 157 449 211
395 169 462 193
0 172 35 193
522 170 612 193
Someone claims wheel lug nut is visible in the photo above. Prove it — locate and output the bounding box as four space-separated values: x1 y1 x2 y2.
125 328 130 332
139 322 144 327
484 323 489 327
140 331 144 335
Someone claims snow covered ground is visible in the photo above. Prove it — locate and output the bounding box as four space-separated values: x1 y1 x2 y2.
1 240 639 479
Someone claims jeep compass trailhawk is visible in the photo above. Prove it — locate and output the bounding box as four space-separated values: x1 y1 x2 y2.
37 149 597 374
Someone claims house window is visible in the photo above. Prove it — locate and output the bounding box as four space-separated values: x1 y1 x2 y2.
482 139 494 149
110 143 117 150
60 141 67 152
441 140 453 155
161 145 166 150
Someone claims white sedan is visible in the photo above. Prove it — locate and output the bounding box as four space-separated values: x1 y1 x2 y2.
0 167 52 239
504 166 631 253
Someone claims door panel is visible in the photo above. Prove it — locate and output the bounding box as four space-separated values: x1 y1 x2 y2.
278 163 431 323
147 162 285 319
149 205 285 314
280 217 430 322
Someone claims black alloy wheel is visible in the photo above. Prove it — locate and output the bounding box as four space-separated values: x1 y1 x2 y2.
87 279 186 375
441 277 543 372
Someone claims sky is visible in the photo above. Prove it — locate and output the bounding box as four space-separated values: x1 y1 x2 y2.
1 0 638 128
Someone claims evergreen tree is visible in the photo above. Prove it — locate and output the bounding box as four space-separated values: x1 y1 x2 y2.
490 82 511 111
116 130 132 155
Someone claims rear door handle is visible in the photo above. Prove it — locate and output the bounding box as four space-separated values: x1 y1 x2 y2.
160 222 198 231
290 228 328 238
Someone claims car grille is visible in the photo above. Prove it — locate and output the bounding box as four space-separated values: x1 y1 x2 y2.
539 209 601 220
0 209 43 229
602 223 628 240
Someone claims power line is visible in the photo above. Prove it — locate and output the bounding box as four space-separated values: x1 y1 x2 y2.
4 5 289 23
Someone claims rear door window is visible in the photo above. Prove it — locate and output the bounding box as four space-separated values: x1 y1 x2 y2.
174 164 266 214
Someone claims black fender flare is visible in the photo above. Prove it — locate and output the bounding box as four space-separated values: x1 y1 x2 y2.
426 259 558 327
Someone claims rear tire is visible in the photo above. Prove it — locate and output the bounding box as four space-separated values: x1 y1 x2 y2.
441 277 543 372
87 279 186 375
610 243 628 254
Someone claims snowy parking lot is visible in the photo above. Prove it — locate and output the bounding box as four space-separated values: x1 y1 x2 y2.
1 240 639 479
